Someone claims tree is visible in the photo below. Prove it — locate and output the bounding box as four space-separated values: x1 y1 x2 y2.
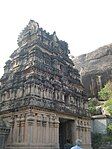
98 81 112 101
107 123 112 135
103 99 112 115
98 81 112 116
88 98 100 115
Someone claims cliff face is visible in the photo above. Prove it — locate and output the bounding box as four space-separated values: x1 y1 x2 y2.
73 44 112 97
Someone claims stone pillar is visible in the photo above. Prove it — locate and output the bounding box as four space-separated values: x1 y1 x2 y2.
57 91 60 101
48 115 59 148
26 111 35 145
16 117 21 143
55 90 57 100
36 114 42 144
13 117 17 143
38 87 41 97
82 127 85 145
75 120 79 142
87 127 91 149
81 128 84 144
50 90 53 99
62 92 65 102
45 89 48 98
20 116 25 142
49 116 53 144
86 128 89 147
28 84 31 94
8 118 14 144
41 88 44 98
42 115 47 144
71 120 76 145
34 84 36 95
31 84 35 94
54 118 59 148
84 128 87 145
35 85 38 96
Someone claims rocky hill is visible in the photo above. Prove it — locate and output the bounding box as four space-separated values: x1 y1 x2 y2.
72 44 112 97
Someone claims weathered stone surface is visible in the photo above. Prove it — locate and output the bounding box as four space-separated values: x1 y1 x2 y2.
0 20 91 149
0 117 10 149
73 44 112 97
73 44 112 75
91 115 112 134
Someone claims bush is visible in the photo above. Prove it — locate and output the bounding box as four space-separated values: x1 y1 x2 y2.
107 123 112 135
91 133 112 149
102 135 112 143
88 98 100 115
91 133 102 149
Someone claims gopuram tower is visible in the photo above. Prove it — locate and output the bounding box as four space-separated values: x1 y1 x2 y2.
0 20 91 149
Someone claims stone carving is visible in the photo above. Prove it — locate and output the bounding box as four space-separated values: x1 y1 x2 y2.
0 20 91 149
28 20 39 33
0 117 10 149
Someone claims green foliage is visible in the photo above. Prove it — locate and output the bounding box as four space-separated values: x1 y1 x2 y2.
98 81 112 100
88 98 100 115
92 133 112 149
102 135 112 142
91 133 102 149
98 81 112 115
107 123 112 135
103 99 112 115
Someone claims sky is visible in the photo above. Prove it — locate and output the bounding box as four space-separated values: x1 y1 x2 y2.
0 0 112 77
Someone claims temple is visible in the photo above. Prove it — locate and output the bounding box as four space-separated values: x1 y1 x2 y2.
0 20 91 149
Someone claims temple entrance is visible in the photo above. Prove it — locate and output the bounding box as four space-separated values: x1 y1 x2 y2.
59 118 74 149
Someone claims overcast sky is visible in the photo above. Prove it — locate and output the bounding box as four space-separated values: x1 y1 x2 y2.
0 0 112 77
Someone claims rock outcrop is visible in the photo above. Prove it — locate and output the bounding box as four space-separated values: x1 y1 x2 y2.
73 44 112 97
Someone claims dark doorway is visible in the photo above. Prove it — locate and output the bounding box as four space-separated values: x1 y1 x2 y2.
59 118 74 149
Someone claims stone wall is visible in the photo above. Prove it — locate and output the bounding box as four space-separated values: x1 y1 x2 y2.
2 109 91 149
91 115 112 134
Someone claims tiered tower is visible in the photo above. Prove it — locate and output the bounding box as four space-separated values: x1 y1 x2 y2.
0 20 91 149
